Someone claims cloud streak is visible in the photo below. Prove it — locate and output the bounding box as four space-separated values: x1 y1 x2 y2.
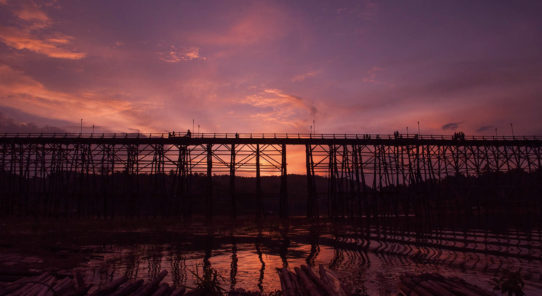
0 1 85 59
442 122 461 131
187 2 292 49
0 64 157 132
159 46 206 63
292 70 321 82
234 88 318 130
0 111 66 133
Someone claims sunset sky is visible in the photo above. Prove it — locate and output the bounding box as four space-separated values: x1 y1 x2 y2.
1 0 541 136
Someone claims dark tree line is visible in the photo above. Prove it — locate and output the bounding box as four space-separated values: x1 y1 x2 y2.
0 169 540 218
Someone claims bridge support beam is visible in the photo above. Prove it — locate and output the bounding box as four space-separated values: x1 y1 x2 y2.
230 143 236 217
1 134 542 218
328 145 338 218
306 144 316 218
104 144 117 218
207 144 213 218
175 144 187 217
280 144 288 217
256 144 262 217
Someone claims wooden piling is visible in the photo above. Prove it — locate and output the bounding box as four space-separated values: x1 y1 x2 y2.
280 143 288 218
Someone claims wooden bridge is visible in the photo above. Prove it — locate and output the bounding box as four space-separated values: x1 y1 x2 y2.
1 132 541 217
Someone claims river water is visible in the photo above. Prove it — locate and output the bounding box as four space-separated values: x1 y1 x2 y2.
74 218 542 295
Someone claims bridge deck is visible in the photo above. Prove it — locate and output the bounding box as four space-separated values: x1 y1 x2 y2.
1 132 541 146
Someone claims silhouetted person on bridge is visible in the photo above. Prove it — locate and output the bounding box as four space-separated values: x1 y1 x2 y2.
186 129 191 138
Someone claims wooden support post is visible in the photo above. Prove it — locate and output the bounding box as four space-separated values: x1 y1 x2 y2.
17 144 24 216
256 144 263 217
421 144 430 216
382 145 391 188
394 144 400 187
453 145 460 176
358 145 368 218
0 144 5 214
340 145 349 217
280 143 288 218
127 144 137 216
10 143 16 215
310 145 316 217
306 144 314 218
151 144 165 217
347 145 359 218
473 145 482 176
207 144 213 218
353 145 362 217
524 146 533 173
377 146 383 192
415 143 422 183
110 145 117 218
174 145 185 217
376 145 385 215
503 146 513 205
536 146 542 171
462 145 470 177
328 145 338 217
101 145 107 217
535 146 542 213
400 145 409 216
230 143 236 218
372 145 378 218
503 145 512 172
435 145 443 215
406 145 414 185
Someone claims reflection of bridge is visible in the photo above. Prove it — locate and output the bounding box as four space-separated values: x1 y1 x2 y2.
83 220 542 292
1 133 541 217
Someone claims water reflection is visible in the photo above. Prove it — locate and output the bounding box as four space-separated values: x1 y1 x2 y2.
306 223 320 267
82 218 542 295
170 253 186 287
230 232 237 291
279 221 289 269
255 227 265 293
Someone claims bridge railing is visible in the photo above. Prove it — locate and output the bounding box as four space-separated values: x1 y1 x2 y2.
0 132 541 141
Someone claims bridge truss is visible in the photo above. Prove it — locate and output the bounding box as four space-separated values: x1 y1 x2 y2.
1 133 541 217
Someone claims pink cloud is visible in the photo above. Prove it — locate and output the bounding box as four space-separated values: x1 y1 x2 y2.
0 64 158 132
291 70 321 82
233 88 318 131
0 27 86 59
159 46 206 63
188 2 291 48
0 1 85 59
14 3 50 23
362 66 385 84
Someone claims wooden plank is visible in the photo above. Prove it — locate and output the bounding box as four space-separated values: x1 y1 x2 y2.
295 266 323 296
151 283 171 296
318 265 347 296
134 270 168 296
89 275 128 296
111 279 144 296
170 286 185 296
